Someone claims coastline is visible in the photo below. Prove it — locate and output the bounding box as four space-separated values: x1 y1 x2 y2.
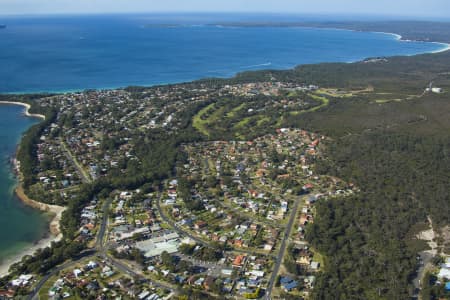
304 26 450 55
0 101 62 278
0 26 449 96
0 236 58 278
0 101 46 120
14 185 65 238
210 23 450 55
279 25 450 56
430 42 450 54
0 185 65 279
321 27 450 64
375 31 450 54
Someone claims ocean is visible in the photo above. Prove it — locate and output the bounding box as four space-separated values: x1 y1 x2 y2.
0 13 447 266
0 14 447 94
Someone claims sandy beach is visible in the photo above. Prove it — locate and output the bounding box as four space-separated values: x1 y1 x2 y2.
0 102 62 278
15 186 65 237
0 185 65 278
379 31 450 54
0 230 60 278
0 101 46 120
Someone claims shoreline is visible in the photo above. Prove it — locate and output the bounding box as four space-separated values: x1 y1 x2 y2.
0 235 59 278
0 102 60 278
208 23 450 54
15 185 65 237
376 31 450 54
430 42 450 54
304 26 450 55
0 186 65 278
0 27 449 96
0 101 46 120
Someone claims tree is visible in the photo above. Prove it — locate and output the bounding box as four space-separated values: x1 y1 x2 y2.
179 243 195 255
161 251 176 271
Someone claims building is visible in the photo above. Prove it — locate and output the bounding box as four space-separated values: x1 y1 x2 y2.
438 259 450 280
426 86 443 93
233 255 245 268
280 276 299 292
135 232 180 257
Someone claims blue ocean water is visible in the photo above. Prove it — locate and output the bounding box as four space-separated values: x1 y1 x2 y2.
0 104 48 263
0 14 447 93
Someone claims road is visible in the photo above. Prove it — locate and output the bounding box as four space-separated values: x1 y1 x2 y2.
96 197 113 251
265 196 302 300
28 194 176 299
105 256 175 290
412 251 434 300
177 253 224 277
27 250 96 300
32 183 287 298
412 216 438 300
28 196 115 299
31 184 256 298
60 138 92 184
156 195 211 248
28 250 175 300
213 198 278 228
156 194 272 258
27 139 99 299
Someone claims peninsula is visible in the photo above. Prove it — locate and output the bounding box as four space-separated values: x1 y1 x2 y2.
0 21 449 300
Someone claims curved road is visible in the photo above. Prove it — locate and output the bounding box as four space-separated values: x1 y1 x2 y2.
27 249 96 300
156 195 210 248
27 195 110 300
156 194 274 258
31 186 283 299
27 196 176 299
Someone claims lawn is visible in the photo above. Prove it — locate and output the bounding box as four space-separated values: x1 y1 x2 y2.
192 102 216 136
38 275 58 299
310 247 325 269
226 102 246 118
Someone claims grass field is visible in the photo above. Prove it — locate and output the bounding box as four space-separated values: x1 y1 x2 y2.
191 91 336 140
38 275 58 299
192 102 216 136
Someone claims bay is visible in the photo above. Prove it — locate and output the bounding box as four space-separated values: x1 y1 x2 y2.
0 14 447 93
0 104 48 263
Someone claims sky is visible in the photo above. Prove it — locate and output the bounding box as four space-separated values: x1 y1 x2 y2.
1 0 450 19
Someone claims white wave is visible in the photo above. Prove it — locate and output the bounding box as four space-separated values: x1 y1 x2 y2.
241 62 272 69
430 42 450 54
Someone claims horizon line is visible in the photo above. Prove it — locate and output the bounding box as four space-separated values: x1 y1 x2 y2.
0 11 449 21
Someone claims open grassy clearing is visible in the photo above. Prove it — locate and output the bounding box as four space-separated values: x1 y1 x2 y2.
226 102 246 118
192 102 216 136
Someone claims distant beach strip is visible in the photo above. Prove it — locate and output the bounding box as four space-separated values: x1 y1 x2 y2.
0 101 46 120
0 16 447 94
381 31 450 54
